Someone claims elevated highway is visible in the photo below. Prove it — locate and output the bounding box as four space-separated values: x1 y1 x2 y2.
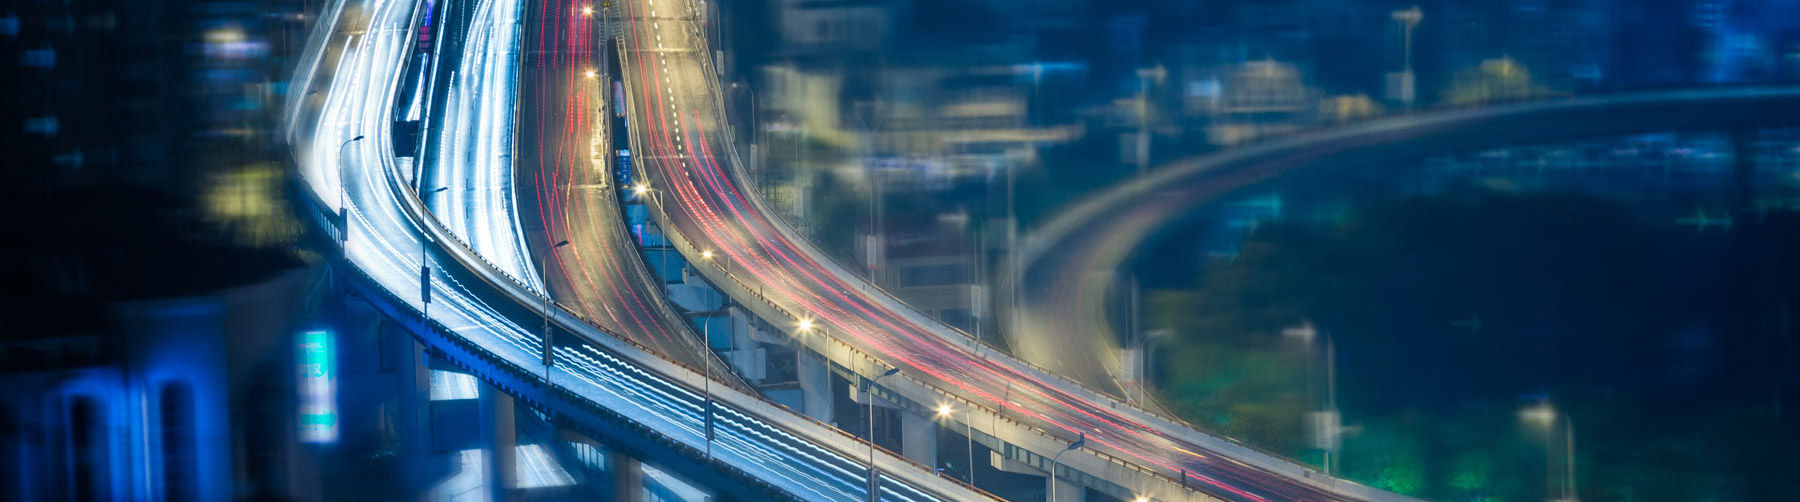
283 0 997 499
603 0 1430 500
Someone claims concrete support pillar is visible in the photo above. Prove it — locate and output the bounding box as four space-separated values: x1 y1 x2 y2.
899 410 938 468
1049 474 1083 502
610 453 643 501
991 450 1083 502
797 351 834 424
727 306 764 381
480 388 516 502
390 323 433 490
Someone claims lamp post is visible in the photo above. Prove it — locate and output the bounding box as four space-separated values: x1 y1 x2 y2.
1391 6 1423 111
1050 433 1085 502
542 240 570 385
336 135 366 244
1521 402 1577 502
936 404 976 486
1131 329 1172 406
866 366 900 502
1563 413 1576 502
1286 322 1342 475
421 187 448 319
703 248 729 276
703 315 714 461
1134 66 1165 175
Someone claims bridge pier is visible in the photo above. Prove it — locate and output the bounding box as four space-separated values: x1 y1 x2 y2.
900 410 939 469
725 306 766 381
1050 475 1085 502
386 319 436 489
798 349 836 424
480 387 517 502
611 452 644 501
987 449 1090 502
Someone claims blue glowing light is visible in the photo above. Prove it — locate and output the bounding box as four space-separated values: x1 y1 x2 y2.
297 330 338 443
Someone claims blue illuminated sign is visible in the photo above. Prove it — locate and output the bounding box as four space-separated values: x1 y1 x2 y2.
297 330 338 443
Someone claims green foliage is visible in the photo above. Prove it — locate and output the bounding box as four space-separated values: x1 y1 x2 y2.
1148 191 1800 502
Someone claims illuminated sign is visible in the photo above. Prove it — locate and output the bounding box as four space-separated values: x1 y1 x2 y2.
297 330 338 443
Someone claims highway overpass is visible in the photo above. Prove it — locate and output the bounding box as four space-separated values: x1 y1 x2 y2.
283 0 997 499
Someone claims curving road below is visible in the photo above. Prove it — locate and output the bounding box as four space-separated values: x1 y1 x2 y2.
1008 88 1800 491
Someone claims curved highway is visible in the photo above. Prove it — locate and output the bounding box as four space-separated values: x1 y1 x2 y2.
283 0 994 499
607 0 1429 500
1012 88 1800 414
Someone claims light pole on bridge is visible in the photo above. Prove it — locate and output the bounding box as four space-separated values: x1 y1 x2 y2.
1522 401 1578 502
1049 433 1085 502
542 240 570 386
936 403 976 487
421 186 449 320
336 135 366 245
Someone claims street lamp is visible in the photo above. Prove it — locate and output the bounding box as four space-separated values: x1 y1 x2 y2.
1521 402 1577 502
420 186 449 319
866 366 900 502
702 313 715 461
936 403 976 486
702 249 730 275
1050 433 1085 502
1130 329 1172 406
1133 66 1165 175
336 135 366 244
542 240 570 384
1391 6 1424 111
581 5 593 16
1285 322 1343 475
